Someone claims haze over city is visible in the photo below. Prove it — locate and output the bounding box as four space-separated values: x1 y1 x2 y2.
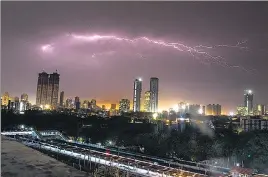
2 2 268 112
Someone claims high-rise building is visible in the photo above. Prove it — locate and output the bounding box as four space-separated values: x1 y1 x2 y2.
47 71 60 108
237 106 247 116
202 105 206 115
2 92 9 106
83 100 89 109
119 99 130 113
189 104 201 116
110 104 116 110
36 71 49 106
66 98 73 109
36 70 60 108
256 104 265 116
244 90 253 115
59 91 64 107
206 104 221 116
144 91 151 112
150 77 159 113
21 93 28 102
74 96 80 110
91 99 97 109
14 96 20 111
133 78 142 112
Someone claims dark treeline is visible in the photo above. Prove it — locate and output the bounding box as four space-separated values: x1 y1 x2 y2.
1 110 268 173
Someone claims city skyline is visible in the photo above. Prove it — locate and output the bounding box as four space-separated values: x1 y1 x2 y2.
2 2 268 112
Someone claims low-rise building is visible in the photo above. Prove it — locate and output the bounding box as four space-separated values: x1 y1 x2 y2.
240 116 268 132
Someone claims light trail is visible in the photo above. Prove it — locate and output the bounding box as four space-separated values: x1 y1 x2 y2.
40 33 254 73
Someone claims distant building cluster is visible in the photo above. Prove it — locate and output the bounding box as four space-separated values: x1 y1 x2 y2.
1 92 31 114
2 70 268 123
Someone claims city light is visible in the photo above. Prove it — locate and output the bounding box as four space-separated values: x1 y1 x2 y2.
153 113 158 119
198 108 203 114
44 104 51 110
229 112 235 116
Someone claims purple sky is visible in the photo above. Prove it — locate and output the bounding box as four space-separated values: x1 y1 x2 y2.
2 2 268 112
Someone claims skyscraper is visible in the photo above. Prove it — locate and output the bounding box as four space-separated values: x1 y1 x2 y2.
47 71 60 108
21 93 28 102
74 96 80 110
59 91 64 107
2 92 9 106
36 70 60 108
150 77 159 113
133 78 142 112
244 90 253 115
66 98 73 109
144 91 151 112
14 96 20 111
36 71 49 106
119 99 130 113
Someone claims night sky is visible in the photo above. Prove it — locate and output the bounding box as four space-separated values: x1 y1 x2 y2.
2 2 268 112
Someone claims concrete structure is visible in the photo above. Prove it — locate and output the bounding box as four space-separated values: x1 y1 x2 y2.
206 104 221 116
144 91 151 112
36 71 60 108
119 99 130 113
150 77 159 113
240 117 268 131
244 90 253 115
133 78 142 112
59 91 64 107
256 104 265 116
21 93 28 102
237 106 248 116
74 96 80 110
2 92 9 106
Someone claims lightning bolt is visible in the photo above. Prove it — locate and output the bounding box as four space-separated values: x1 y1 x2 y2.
91 51 116 58
42 33 255 73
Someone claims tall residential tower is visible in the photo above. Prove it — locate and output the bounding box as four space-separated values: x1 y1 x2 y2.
150 77 159 113
36 70 60 108
244 90 253 115
133 78 142 112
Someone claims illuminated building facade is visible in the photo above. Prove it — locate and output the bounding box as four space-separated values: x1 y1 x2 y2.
111 104 116 110
244 90 253 115
150 77 159 113
59 91 64 107
91 99 97 109
110 103 117 116
206 104 221 116
188 104 202 116
256 104 265 116
237 106 247 116
119 99 130 113
133 78 142 112
83 100 89 109
66 98 73 109
21 93 28 102
36 70 60 108
2 92 9 106
144 91 151 112
14 97 20 111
